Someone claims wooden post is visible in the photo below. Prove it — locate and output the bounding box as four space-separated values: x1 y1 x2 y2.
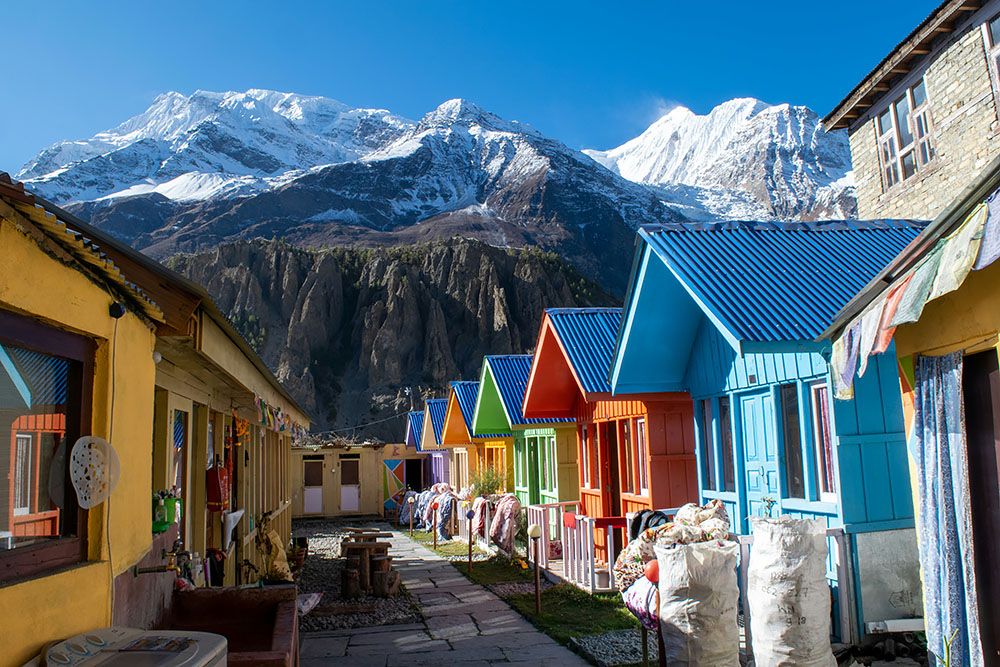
467 514 474 574
641 626 649 667
432 507 438 550
533 537 541 615
409 508 414 537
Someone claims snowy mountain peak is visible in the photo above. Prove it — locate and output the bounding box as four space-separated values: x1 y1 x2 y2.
418 98 532 136
584 97 855 220
17 88 415 202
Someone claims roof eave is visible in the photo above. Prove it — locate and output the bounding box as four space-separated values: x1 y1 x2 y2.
824 0 979 131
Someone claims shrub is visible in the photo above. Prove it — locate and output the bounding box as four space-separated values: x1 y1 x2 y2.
470 465 505 497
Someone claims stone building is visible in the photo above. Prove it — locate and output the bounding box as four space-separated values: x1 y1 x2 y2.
825 0 1000 220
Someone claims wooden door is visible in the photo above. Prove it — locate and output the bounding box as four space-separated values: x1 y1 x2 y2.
963 350 1000 662
602 422 622 516
340 456 360 512
740 391 779 520
303 458 323 514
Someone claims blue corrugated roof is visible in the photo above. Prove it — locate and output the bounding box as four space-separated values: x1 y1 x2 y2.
641 220 924 343
547 308 622 394
426 398 448 445
2 345 69 408
405 410 424 447
486 355 573 427
450 381 508 438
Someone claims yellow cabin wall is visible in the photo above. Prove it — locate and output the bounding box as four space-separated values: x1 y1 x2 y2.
0 219 157 665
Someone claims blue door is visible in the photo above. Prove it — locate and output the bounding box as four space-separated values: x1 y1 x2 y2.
740 391 779 520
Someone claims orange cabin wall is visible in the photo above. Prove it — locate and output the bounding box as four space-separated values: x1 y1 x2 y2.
574 395 697 520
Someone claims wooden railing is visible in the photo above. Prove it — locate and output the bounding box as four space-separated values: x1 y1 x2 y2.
456 499 498 554
737 527 856 652
525 501 581 569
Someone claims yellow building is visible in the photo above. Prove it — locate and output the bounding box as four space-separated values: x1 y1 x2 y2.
826 158 1000 663
441 380 512 493
0 174 308 664
290 441 425 518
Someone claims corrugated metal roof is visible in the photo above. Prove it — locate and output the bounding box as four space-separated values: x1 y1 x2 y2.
426 398 448 445
406 410 424 446
486 355 573 426
451 381 508 438
547 308 622 395
641 220 924 343
1 345 69 408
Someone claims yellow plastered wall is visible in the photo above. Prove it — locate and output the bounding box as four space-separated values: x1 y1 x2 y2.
0 219 157 665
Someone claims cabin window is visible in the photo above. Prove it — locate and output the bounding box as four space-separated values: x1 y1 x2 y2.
636 418 649 494
811 383 837 501
580 424 592 488
454 450 469 490
0 308 93 584
984 14 1000 116
544 436 558 492
719 397 736 493
700 399 717 491
876 76 934 190
621 419 634 494
779 383 807 499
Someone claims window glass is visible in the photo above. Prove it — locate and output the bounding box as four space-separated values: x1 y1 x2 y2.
901 151 918 180
701 399 716 491
719 397 735 493
812 384 837 499
779 384 806 499
581 425 591 488
877 108 893 136
635 418 649 493
894 96 913 146
1 342 83 549
911 79 928 108
991 14 1000 46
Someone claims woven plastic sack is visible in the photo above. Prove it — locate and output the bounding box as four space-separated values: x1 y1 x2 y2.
656 541 740 665
748 517 836 667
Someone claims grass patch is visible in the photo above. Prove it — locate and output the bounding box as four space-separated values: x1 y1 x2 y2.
408 528 482 558
451 556 532 585
507 584 639 644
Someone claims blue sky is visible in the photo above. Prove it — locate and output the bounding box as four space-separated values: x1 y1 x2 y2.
3 1 937 170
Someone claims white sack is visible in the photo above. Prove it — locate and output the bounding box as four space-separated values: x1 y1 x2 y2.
656 541 740 666
747 517 837 667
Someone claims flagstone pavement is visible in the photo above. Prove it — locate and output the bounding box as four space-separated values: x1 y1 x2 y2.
299 527 591 666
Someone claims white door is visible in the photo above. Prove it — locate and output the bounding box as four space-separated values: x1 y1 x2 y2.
303 459 324 514
340 457 360 512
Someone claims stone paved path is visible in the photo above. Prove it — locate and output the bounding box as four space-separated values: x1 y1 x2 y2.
300 526 591 666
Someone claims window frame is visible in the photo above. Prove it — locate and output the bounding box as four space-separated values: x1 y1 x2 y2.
810 382 838 503
982 13 1000 119
718 397 736 493
875 76 935 190
580 424 592 488
620 419 634 495
0 308 94 585
700 399 717 492
635 418 649 495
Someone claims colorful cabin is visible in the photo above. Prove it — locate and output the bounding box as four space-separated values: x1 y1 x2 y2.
420 398 451 486
612 220 925 638
472 355 575 505
523 308 698 522
441 380 513 492
404 410 424 449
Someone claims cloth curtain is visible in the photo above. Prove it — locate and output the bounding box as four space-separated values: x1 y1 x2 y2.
913 353 983 667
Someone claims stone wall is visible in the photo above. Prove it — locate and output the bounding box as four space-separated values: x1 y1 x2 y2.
849 17 1000 220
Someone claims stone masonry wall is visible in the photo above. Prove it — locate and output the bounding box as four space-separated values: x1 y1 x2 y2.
850 20 1000 220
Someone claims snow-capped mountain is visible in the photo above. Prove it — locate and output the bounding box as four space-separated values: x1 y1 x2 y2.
15 90 856 291
18 89 413 202
584 98 856 220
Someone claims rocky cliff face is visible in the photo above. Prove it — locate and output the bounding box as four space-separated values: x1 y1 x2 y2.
167 237 615 439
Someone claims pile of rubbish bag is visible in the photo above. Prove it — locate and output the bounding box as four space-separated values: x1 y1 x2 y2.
613 503 837 666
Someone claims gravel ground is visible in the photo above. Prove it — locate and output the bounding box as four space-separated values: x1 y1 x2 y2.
486 580 554 598
571 628 658 667
293 518 420 633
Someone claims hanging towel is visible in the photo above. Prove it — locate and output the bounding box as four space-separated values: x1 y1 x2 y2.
472 496 488 536
856 302 884 378
913 353 984 667
973 191 1000 270
872 274 915 355
891 242 945 327
489 493 521 554
928 204 987 302
831 321 861 400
